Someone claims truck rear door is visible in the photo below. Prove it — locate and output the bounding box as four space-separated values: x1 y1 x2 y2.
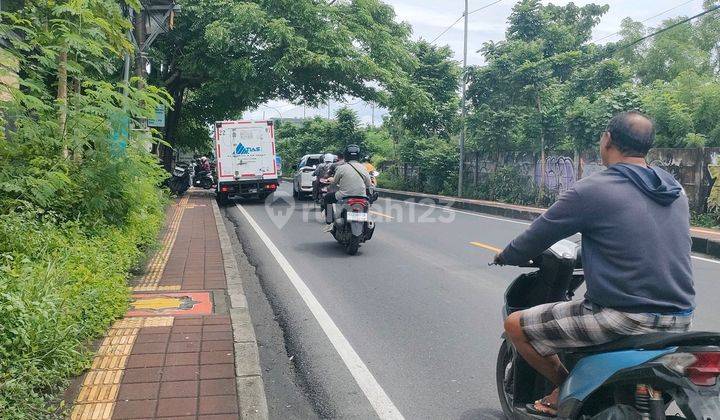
215 121 277 183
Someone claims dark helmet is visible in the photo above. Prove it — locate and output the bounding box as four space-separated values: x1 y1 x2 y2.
344 144 360 161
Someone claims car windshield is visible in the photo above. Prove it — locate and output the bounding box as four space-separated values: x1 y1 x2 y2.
305 157 320 167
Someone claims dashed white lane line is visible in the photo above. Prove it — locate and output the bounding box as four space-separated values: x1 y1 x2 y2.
383 197 720 266
235 203 405 420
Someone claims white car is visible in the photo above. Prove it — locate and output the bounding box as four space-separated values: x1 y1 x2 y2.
292 154 323 200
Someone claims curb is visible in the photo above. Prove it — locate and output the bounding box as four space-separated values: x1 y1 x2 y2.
211 199 269 420
376 188 720 259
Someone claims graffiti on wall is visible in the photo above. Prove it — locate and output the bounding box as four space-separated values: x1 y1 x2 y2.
534 156 576 193
708 152 720 211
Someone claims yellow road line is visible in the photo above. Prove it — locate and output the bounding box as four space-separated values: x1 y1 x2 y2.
370 210 394 219
469 241 502 253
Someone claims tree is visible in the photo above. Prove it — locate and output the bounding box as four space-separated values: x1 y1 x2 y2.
149 0 425 154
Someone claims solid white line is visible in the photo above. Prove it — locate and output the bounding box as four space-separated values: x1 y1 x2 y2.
381 197 720 265
234 203 405 420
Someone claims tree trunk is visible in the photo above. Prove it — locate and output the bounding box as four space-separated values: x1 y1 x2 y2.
57 46 68 158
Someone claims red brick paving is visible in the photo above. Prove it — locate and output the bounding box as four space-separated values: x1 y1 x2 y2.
115 316 239 419
158 195 226 290
117 193 240 419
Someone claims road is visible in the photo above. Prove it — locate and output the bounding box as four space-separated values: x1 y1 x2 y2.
222 182 720 419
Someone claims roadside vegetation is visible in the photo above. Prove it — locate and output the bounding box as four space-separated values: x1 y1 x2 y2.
0 1 169 416
276 0 720 215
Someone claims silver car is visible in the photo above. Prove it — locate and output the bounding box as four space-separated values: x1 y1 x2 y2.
292 154 323 200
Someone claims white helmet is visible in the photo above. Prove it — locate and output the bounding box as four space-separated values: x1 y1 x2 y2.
200 156 208 162
323 153 335 164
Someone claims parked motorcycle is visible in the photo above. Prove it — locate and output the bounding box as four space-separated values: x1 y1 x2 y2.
164 162 190 196
325 195 375 255
495 239 720 419
192 160 214 190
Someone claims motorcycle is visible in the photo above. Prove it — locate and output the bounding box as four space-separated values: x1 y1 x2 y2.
314 177 332 206
164 162 190 196
496 239 720 419
192 160 214 190
325 195 375 255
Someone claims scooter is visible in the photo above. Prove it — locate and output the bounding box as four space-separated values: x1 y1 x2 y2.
496 239 720 419
164 162 190 196
314 177 331 206
325 195 375 255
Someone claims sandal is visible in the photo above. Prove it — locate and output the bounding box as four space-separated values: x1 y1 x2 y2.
525 395 558 417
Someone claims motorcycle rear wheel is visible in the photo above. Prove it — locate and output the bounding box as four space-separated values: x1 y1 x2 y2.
345 235 360 255
496 339 515 419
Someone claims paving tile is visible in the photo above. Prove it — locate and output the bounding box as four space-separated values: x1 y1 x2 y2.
162 365 200 382
200 378 236 396
131 342 167 355
200 364 234 380
117 382 160 401
164 352 199 366
156 397 198 417
138 326 172 335
197 415 240 420
112 399 157 419
171 325 202 334
126 354 165 369
170 332 202 342
199 395 238 415
203 316 230 325
201 340 232 352
200 351 234 365
159 380 198 398
135 334 169 344
167 341 201 353
202 324 232 333
122 367 163 384
202 331 233 341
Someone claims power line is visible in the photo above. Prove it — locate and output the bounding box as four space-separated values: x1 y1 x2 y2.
593 0 697 43
430 14 465 44
430 0 506 44
609 3 720 55
468 0 505 16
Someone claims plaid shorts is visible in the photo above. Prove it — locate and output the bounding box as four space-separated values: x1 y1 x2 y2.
520 299 693 356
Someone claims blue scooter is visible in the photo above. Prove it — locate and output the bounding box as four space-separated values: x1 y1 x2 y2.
496 240 720 419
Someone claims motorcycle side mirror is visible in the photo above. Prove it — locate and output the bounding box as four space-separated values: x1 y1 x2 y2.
291 164 297 170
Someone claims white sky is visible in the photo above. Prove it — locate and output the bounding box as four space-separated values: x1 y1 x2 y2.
243 0 704 124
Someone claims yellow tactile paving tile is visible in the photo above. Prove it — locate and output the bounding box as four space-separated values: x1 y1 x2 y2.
70 402 114 420
70 317 175 419
132 195 189 291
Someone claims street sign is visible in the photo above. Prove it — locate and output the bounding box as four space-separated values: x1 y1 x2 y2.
147 105 165 127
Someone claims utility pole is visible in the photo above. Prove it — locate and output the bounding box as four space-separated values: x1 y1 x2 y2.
327 102 331 119
458 0 468 197
371 103 375 127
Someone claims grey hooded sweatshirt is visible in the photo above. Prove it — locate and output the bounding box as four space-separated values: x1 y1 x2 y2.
498 163 695 314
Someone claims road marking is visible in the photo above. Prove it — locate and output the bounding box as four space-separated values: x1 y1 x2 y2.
469 241 502 253
385 198 720 265
370 210 394 219
234 203 405 420
380 197 531 226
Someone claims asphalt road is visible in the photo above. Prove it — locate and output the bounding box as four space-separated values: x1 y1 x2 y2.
224 182 720 420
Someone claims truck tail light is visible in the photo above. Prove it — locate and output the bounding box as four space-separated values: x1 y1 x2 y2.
220 185 230 192
265 184 277 190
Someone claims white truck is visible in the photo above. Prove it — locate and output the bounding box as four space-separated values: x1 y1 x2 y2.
214 120 279 203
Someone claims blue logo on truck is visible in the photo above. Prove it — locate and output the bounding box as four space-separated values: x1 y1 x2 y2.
234 143 261 155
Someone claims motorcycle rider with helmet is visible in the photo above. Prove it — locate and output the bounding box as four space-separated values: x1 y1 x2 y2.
322 144 373 220
313 153 336 203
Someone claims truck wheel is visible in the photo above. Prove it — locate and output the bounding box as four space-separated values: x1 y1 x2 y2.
217 192 231 206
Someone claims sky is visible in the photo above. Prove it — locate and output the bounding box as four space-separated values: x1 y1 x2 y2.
243 0 704 125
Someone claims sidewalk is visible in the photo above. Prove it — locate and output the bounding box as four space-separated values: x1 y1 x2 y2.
377 188 720 259
69 190 267 419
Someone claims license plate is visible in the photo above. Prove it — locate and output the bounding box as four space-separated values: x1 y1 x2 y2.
346 212 368 222
249 188 257 193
